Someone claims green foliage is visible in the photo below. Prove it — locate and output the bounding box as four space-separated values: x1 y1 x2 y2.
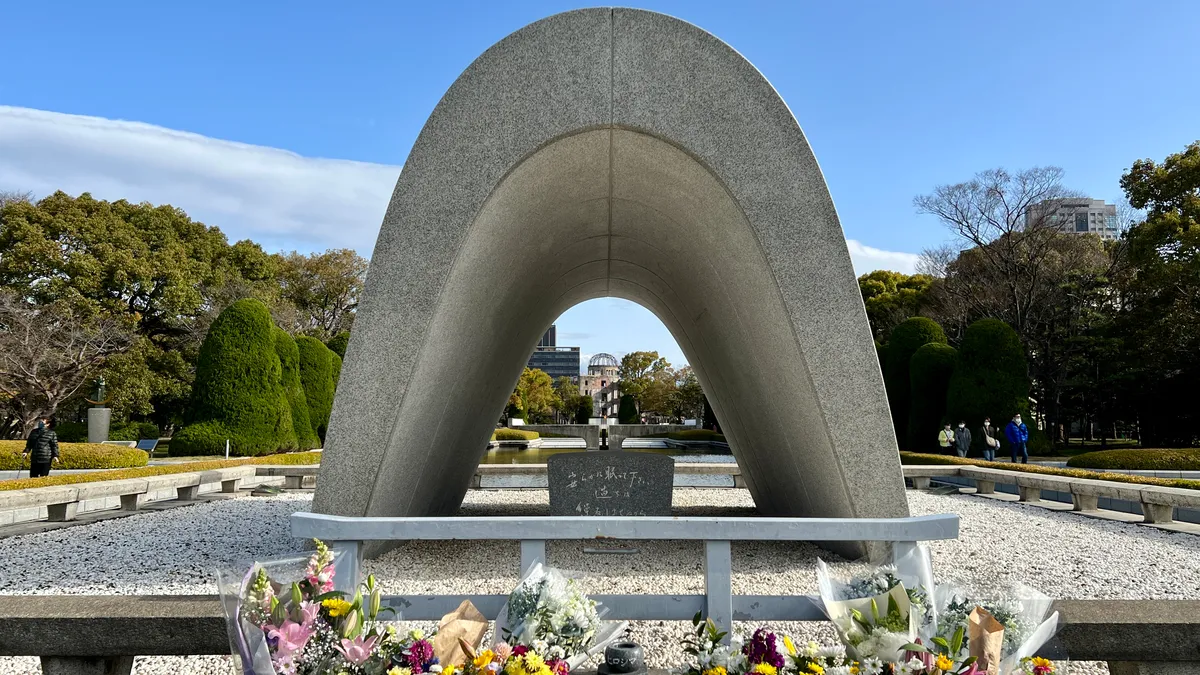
0 451 321 491
330 352 343 392
275 329 319 451
0 441 148 470
510 368 554 423
326 331 350 359
906 343 957 452
945 319 1029 432
898 452 1200 491
54 421 88 443
491 428 540 441
618 394 639 424
858 270 934 342
884 318 947 446
647 429 727 442
296 336 335 444
574 398 593 424
108 421 161 442
1067 448 1200 471
176 299 292 457
617 351 668 412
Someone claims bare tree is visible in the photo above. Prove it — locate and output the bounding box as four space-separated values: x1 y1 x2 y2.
0 190 34 209
0 293 132 435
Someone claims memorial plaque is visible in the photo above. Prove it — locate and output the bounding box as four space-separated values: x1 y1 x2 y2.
547 451 674 516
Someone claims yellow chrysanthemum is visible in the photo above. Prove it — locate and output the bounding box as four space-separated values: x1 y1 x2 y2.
935 655 955 672
754 664 778 675
388 668 412 675
522 653 547 675
783 636 797 657
475 650 497 669
850 664 860 675
1030 658 1053 670
321 598 352 617
807 664 824 675
443 666 459 675
702 667 728 675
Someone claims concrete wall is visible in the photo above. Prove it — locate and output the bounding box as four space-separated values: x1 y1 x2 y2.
519 424 690 449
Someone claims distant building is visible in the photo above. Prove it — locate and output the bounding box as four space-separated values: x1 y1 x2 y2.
526 325 580 382
1027 198 1120 241
579 352 621 417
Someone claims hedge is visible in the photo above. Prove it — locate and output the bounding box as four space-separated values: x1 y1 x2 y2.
297 336 335 444
326 331 350 359
174 299 292 457
945 319 1029 441
906 343 957 452
331 352 343 392
492 428 540 441
884 318 946 447
618 394 639 424
0 441 148 471
0 451 322 491
276 328 319 451
646 429 727 442
1066 448 1200 471
108 421 161 442
898 452 1200 491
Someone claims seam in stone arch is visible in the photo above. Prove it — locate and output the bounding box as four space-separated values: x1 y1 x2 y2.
605 8 615 296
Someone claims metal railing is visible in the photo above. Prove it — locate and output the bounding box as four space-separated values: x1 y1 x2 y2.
289 512 959 632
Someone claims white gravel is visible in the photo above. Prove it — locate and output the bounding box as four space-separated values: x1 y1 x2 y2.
1 489 1197 674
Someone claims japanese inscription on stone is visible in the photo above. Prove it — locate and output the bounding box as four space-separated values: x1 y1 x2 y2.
547 451 673 516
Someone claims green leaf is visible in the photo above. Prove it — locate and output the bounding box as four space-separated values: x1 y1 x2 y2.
950 626 964 655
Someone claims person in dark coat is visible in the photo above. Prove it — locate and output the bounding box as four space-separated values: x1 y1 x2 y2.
23 418 60 478
953 421 972 458
1005 413 1030 464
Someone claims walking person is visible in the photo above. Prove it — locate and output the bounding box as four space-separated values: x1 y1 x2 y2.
23 418 60 478
937 424 955 455
980 417 999 462
954 421 972 458
1005 413 1029 464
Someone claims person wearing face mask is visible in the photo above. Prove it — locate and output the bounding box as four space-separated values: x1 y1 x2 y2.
1005 413 1030 464
22 417 60 478
937 424 955 454
980 418 999 461
953 421 972 458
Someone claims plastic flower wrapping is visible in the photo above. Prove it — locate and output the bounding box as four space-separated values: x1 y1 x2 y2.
931 580 1058 675
494 562 628 669
217 539 436 675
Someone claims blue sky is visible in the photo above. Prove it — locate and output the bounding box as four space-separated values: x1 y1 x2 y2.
3 1 1198 370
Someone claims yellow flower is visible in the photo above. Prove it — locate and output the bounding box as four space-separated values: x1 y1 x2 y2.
850 664 860 675
389 669 413 675
519 653 546 675
475 650 497 669
1030 658 1053 669
321 598 352 617
702 667 728 675
935 655 955 672
783 636 797 657
807 664 824 675
754 664 778 675
444 666 459 675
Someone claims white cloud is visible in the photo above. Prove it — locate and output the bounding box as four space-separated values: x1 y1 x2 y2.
0 106 921 274
0 106 398 254
845 239 920 275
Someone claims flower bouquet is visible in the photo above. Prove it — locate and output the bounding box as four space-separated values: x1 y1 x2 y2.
218 539 430 675
453 638 575 675
493 562 628 669
928 581 1058 675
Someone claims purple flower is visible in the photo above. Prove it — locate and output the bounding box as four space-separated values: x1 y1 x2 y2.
408 638 435 671
744 628 786 669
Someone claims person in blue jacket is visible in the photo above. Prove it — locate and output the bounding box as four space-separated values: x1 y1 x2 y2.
1005 413 1030 464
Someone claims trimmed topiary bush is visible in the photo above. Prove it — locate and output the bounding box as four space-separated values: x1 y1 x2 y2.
898 451 1200 491
492 428 540 441
0 441 148 470
330 351 343 392
275 329 319 451
326 332 350 359
1067 448 1200 471
944 319 1029 447
0 451 322 492
906 343 957 452
53 421 88 443
618 394 639 424
172 298 293 457
297 336 335 444
574 398 592 424
108 421 161 442
884 318 947 446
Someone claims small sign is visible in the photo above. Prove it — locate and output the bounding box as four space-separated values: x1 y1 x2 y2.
547 451 673 516
136 439 158 452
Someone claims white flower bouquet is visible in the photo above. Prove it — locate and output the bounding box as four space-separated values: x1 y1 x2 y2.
931 581 1058 675
494 562 628 669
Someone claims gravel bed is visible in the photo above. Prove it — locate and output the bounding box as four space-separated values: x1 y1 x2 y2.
1 489 1197 674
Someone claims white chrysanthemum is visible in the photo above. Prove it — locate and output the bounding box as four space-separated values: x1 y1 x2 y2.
817 645 846 660
803 641 822 658
860 657 884 675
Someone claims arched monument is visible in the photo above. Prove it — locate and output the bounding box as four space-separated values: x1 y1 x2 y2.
314 8 908 545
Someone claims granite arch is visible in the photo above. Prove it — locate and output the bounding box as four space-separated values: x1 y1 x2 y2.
313 8 909 546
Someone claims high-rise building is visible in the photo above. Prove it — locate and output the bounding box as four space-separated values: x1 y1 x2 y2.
526 325 580 382
1027 198 1120 241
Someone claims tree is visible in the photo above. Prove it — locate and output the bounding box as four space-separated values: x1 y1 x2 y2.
858 271 934 343
1113 141 1200 446
906 343 957 452
275 328 319 450
511 368 555 423
618 351 668 412
944 319 1030 436
551 376 579 424
617 394 639 424
574 396 593 424
326 331 350 359
297 336 336 443
673 367 706 423
0 190 33 208
172 299 291 456
883 318 946 446
276 249 367 340
0 292 132 434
